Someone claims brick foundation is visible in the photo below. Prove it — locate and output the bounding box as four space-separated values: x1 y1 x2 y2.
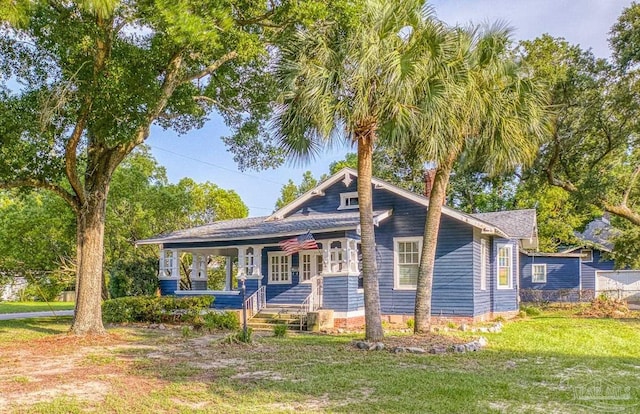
334 315 366 329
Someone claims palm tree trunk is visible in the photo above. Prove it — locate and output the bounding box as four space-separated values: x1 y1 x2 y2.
358 132 384 341
414 151 456 333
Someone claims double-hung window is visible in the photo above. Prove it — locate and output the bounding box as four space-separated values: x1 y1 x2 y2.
531 264 547 283
480 239 488 290
497 244 513 289
268 253 291 284
394 237 422 289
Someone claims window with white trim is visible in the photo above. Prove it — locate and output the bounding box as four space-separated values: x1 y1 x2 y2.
580 249 593 263
480 239 488 290
268 253 291 284
329 240 344 272
497 244 513 289
300 244 323 282
338 192 359 210
531 264 547 283
394 237 422 289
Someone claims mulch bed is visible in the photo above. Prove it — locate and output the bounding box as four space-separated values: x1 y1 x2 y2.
382 333 466 350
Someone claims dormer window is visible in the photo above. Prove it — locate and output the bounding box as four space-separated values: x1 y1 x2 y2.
339 192 359 210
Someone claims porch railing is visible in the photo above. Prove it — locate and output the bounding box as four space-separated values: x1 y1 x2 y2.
244 285 266 319
299 276 323 329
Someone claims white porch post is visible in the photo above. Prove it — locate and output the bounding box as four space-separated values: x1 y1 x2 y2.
158 248 180 295
251 247 262 280
237 247 246 279
190 253 208 290
172 250 180 290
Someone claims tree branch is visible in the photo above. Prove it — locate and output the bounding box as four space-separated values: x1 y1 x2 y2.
545 128 578 192
183 51 238 83
118 52 185 161
622 164 640 207
0 179 79 213
65 103 91 206
604 203 640 226
235 9 276 26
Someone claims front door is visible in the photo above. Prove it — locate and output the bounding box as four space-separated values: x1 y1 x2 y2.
300 251 323 282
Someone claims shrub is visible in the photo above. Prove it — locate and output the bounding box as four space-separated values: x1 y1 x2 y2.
22 271 74 302
406 318 415 329
273 323 287 338
520 305 541 316
203 311 240 331
102 296 214 323
235 328 253 343
108 258 159 299
181 326 194 338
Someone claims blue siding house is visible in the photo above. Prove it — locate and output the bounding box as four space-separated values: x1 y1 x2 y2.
518 215 621 302
139 168 537 326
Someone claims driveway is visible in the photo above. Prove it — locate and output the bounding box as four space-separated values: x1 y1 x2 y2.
0 310 74 320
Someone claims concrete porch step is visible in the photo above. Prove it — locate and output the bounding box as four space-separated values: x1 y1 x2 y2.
247 321 306 331
247 304 308 331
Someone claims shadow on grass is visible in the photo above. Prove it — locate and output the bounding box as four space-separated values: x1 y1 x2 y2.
0 316 71 337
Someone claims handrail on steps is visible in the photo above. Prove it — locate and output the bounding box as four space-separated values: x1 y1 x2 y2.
298 276 323 330
243 285 266 320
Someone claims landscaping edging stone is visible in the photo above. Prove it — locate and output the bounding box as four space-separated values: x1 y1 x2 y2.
353 336 488 354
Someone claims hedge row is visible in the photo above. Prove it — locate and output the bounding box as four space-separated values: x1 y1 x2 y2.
102 296 214 323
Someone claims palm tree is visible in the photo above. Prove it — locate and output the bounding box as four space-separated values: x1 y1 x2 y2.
408 24 549 333
272 0 453 341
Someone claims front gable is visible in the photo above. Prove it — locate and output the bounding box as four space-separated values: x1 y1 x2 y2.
268 168 508 238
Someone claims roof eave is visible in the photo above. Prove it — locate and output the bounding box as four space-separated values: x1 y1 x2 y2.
135 224 360 247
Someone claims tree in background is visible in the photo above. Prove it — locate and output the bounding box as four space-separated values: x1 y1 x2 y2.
272 0 453 341
0 147 248 300
0 0 336 334
274 171 318 211
521 33 640 224
407 25 548 333
105 147 248 297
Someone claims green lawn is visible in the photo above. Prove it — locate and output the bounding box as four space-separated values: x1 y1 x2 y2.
0 301 74 314
1 310 640 413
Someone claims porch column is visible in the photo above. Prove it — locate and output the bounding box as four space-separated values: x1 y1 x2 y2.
158 248 180 295
237 247 246 279
246 246 262 292
190 253 208 290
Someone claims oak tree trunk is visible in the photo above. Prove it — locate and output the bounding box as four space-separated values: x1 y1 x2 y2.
358 133 384 342
414 153 456 333
71 186 110 335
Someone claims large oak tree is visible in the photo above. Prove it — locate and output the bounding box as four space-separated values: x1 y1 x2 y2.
0 0 337 334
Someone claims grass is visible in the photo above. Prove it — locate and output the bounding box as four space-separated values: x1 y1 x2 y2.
2 310 640 413
0 301 74 314
0 317 72 343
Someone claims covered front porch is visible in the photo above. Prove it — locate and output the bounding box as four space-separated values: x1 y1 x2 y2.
155 234 365 319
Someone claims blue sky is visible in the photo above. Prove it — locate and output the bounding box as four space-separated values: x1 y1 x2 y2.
146 0 633 218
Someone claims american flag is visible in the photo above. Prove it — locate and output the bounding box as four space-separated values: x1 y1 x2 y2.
279 231 318 255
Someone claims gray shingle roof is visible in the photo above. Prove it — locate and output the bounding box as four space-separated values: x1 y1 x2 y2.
471 209 537 239
574 216 618 251
137 211 391 245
